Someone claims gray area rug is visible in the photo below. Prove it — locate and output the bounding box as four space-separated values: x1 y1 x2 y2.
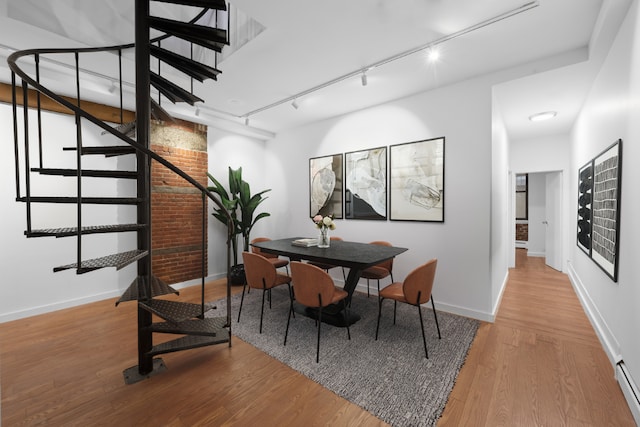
213 286 479 427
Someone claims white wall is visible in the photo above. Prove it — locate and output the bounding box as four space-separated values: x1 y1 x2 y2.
570 0 640 404
0 104 138 322
254 75 501 321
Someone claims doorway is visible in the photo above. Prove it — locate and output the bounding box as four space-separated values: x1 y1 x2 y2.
511 170 563 271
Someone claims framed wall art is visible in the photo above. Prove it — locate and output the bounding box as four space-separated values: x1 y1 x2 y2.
590 139 622 281
576 160 593 255
344 147 387 220
309 153 343 218
389 137 445 222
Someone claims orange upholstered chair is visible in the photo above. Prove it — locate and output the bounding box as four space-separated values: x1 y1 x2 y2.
307 236 346 280
240 251 293 334
251 237 290 274
285 261 351 363
375 259 441 358
360 241 394 297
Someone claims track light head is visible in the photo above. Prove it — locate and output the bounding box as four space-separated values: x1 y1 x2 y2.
108 81 117 94
244 116 250 126
361 71 368 86
291 99 299 109
195 107 200 117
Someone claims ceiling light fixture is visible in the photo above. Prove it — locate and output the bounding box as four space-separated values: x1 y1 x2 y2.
195 107 200 117
108 81 117 94
528 111 557 122
241 1 539 119
427 48 440 62
361 70 368 86
244 116 250 126
291 99 299 109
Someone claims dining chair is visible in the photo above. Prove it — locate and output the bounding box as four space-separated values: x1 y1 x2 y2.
307 236 346 280
375 258 441 358
251 237 290 274
240 251 294 334
360 241 394 297
285 261 351 363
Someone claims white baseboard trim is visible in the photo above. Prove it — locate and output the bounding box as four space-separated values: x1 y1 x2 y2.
566 262 622 365
527 251 545 258
0 272 228 324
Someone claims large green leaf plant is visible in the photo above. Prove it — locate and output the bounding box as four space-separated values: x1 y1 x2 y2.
207 167 271 266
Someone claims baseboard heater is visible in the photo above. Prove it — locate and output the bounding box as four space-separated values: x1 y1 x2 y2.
616 361 640 424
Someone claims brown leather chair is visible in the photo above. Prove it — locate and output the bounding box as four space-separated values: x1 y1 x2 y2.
307 236 346 280
375 259 441 358
285 261 351 363
251 237 290 274
240 251 294 334
360 241 394 297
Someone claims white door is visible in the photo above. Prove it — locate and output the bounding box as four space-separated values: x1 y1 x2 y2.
544 171 562 271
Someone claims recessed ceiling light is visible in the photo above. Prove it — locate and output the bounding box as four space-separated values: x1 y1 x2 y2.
529 111 557 122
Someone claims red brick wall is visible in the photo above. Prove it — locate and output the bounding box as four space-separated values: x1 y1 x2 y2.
515 223 528 241
150 120 208 285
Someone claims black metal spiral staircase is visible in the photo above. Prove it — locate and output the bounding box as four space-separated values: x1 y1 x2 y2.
7 0 234 384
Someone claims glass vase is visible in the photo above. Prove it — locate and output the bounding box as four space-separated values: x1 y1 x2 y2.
318 227 330 248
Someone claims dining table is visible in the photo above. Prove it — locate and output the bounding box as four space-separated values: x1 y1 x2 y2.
251 237 407 326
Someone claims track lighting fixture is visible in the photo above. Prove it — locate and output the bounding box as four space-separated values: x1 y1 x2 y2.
244 116 250 126
195 107 200 117
291 99 299 109
361 70 368 86
108 81 117 94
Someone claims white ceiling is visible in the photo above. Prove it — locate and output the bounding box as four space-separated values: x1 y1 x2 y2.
0 0 632 140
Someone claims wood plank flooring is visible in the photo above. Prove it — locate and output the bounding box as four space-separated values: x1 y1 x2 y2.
1 250 635 426
438 249 635 426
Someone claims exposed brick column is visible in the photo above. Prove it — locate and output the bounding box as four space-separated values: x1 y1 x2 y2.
150 120 208 284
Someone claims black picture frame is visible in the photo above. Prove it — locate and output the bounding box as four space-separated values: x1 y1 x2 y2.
344 147 387 220
577 160 593 255
309 153 343 219
389 137 445 222
589 139 622 282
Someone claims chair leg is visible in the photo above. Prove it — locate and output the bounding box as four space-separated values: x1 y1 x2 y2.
375 297 384 340
417 303 429 359
287 283 295 319
431 295 441 339
284 300 293 346
393 300 397 325
316 295 323 363
341 267 346 281
237 283 247 323
259 287 267 334
367 279 370 297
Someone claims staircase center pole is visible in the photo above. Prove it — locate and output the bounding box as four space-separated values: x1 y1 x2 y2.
135 0 154 376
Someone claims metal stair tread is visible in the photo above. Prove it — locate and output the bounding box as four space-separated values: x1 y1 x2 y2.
150 72 203 105
149 16 227 53
16 196 142 205
53 249 148 273
116 275 178 305
151 0 227 10
30 167 138 179
147 332 230 357
62 146 136 156
27 223 145 238
150 45 221 82
149 316 228 336
139 299 216 324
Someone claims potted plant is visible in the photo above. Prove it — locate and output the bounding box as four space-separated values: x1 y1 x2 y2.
207 167 271 284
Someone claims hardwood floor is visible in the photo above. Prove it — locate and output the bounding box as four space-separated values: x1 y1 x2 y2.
1 250 635 426
439 249 635 426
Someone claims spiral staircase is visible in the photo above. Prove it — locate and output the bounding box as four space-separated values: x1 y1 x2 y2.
7 0 234 384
